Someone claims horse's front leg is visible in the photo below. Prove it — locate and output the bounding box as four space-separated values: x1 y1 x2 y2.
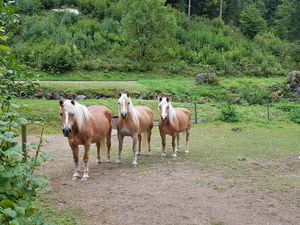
171 133 177 158
132 134 138 166
82 141 91 181
137 134 142 156
70 143 80 180
116 133 124 163
176 133 180 153
159 130 167 157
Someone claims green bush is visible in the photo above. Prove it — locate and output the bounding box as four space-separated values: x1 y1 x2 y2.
240 5 267 39
78 0 110 20
16 0 42 15
290 108 300 124
39 42 78 73
219 103 239 122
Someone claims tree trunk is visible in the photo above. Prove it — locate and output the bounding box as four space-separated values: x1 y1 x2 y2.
188 0 191 17
219 0 223 20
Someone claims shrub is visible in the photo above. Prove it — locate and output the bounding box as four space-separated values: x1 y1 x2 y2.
39 42 78 72
78 0 110 20
240 5 267 39
290 108 300 124
16 0 42 15
219 103 239 122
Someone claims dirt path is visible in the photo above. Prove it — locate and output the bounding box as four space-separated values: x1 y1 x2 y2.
34 134 299 225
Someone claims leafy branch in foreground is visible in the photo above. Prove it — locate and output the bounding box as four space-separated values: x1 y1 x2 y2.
1 2 49 224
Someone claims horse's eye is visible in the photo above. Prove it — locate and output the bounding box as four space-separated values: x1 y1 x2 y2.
60 113 63 117
159 106 161 109
128 102 130 105
118 102 120 105
167 106 170 109
69 113 75 116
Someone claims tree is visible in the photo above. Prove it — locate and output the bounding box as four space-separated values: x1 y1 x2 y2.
240 4 267 39
275 0 300 41
121 0 177 60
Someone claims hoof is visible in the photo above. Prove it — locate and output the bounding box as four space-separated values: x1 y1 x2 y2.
116 159 121 163
96 159 101 164
172 153 177 158
132 160 137 166
184 150 189 154
161 152 166 157
137 152 141 156
81 174 89 181
147 151 152 155
72 176 80 181
105 159 111 163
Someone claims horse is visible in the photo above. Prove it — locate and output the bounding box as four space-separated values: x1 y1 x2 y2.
116 93 154 166
158 96 192 158
59 99 112 180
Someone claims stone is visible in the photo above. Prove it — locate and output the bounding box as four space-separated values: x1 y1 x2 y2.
195 72 218 85
74 95 86 100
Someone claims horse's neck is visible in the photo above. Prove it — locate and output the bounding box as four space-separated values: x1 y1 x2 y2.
169 105 176 126
125 106 139 127
71 116 91 137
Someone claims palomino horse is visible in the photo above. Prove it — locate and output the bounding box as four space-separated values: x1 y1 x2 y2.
158 96 192 158
59 99 112 180
116 93 154 166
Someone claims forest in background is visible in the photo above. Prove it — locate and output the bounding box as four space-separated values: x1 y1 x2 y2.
3 0 300 76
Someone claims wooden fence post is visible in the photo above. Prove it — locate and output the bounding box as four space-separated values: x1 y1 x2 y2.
194 103 198 124
21 125 27 161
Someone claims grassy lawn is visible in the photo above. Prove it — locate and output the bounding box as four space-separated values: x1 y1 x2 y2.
14 98 295 134
35 75 287 103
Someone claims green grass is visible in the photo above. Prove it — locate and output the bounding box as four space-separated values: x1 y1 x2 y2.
14 98 295 134
33 70 184 81
34 75 287 104
37 198 89 225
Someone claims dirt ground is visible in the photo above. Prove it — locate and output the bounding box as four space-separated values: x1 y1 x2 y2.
33 132 299 225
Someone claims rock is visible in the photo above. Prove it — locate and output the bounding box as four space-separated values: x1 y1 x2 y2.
52 8 80 15
195 73 218 85
286 71 300 98
46 92 61 100
74 95 86 100
34 91 44 99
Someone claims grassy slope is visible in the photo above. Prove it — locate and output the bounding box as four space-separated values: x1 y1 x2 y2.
35 74 286 103
14 98 293 134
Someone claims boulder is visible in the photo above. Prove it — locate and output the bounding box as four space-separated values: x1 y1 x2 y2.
74 95 86 100
195 73 218 85
286 71 300 98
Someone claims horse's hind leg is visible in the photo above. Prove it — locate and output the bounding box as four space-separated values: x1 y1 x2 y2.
185 128 190 153
82 142 91 181
70 144 80 180
137 134 142 156
106 133 112 162
132 134 138 166
171 133 177 158
147 128 152 154
96 142 101 164
176 133 180 153
116 133 124 163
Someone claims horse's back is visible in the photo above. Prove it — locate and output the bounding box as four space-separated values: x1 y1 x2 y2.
88 106 112 139
175 108 192 129
135 106 154 131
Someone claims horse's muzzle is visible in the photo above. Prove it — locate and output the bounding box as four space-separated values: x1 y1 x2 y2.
161 117 167 123
62 128 72 137
121 113 127 119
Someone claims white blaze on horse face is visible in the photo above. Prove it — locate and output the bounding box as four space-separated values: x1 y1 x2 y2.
159 99 169 120
119 94 130 115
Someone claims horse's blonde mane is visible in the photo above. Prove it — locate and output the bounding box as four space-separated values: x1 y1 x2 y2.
119 94 139 126
63 100 92 131
168 101 176 126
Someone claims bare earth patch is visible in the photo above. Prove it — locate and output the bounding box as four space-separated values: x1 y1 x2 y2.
33 134 299 225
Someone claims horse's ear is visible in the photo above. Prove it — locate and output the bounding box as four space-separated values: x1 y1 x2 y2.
71 100 75 105
127 93 130 98
59 99 64 107
166 97 170 102
158 96 162 102
119 92 122 97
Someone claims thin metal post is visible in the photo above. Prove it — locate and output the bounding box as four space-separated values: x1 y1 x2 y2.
188 0 191 17
22 125 27 161
194 103 198 124
267 103 270 120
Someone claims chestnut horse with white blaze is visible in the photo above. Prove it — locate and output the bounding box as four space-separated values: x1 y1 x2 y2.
116 93 154 166
158 96 192 158
59 99 112 180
